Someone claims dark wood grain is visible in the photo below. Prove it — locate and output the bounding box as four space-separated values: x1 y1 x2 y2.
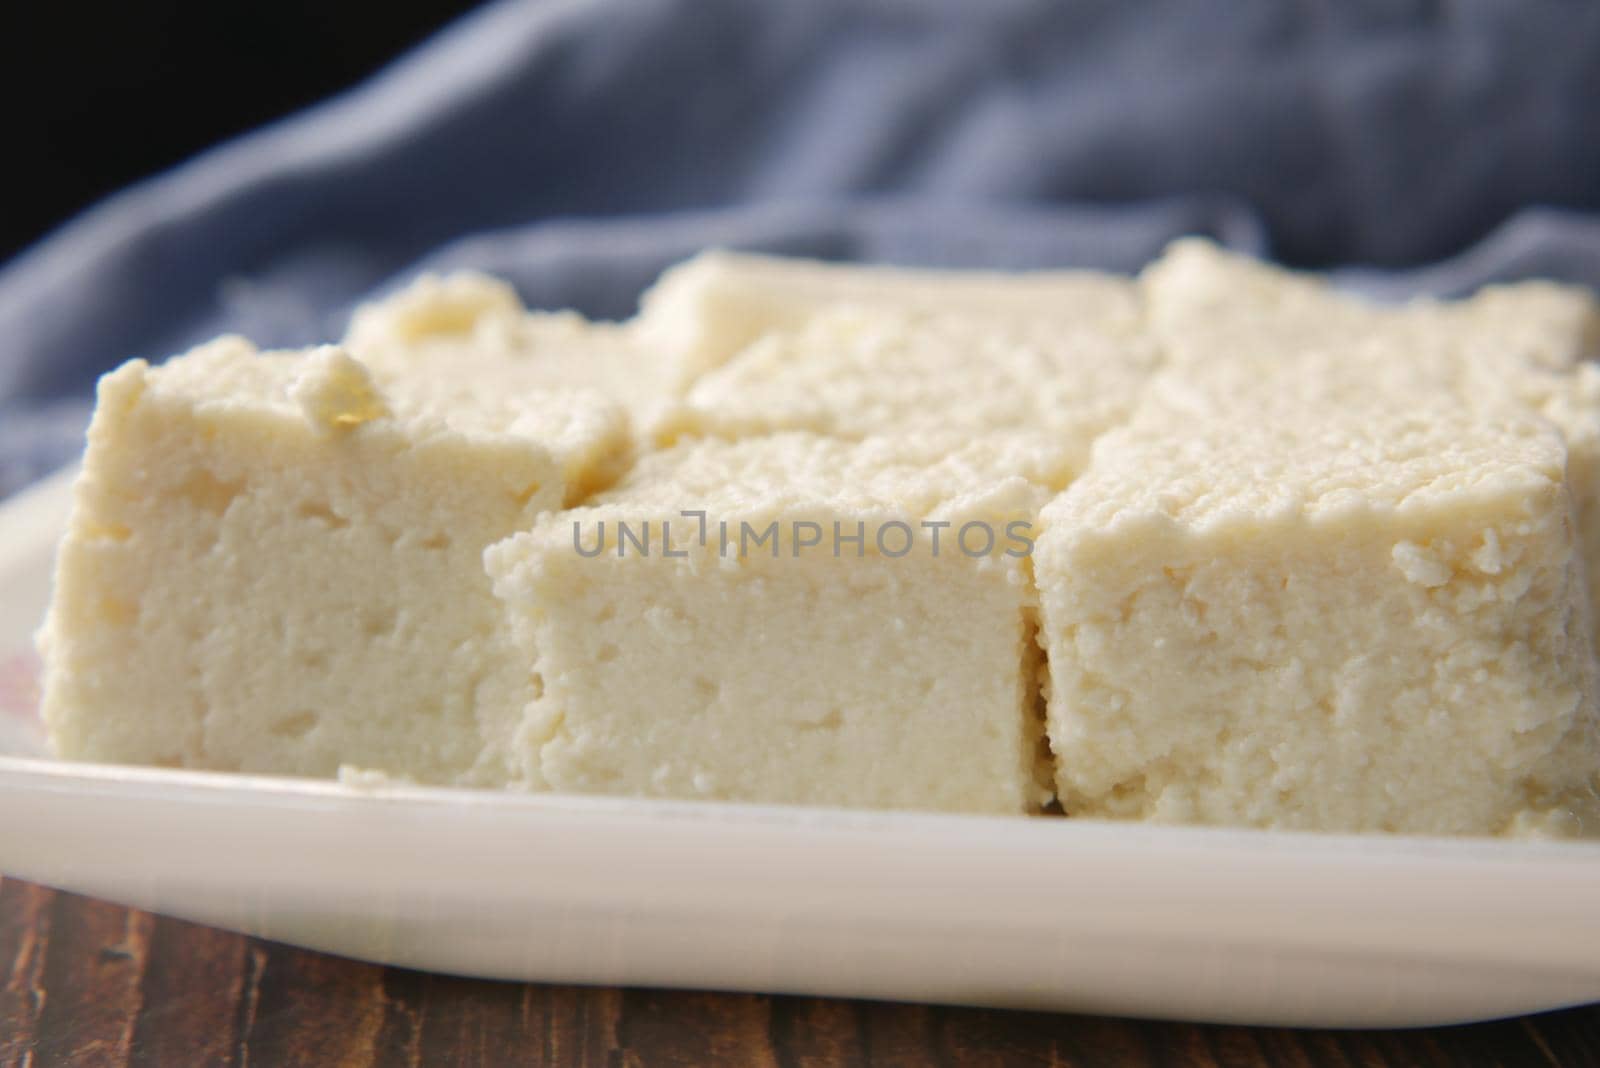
0 879 51 1065
30 890 153 1064
126 918 248 1068
3 878 1599 1068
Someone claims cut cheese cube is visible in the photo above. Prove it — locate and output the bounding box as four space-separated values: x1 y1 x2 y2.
1143 239 1600 651
636 249 1142 388
1144 239 1599 375
39 338 631 786
486 432 1052 814
345 271 675 436
659 304 1159 488
1036 345 1600 835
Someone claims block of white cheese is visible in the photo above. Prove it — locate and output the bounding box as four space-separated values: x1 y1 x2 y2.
486 432 1052 814
1035 342 1600 835
1143 239 1600 650
345 271 674 436
1145 239 1600 374
39 338 631 786
659 303 1160 489
636 249 1142 389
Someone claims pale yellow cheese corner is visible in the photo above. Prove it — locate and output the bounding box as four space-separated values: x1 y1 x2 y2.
656 301 1159 488
1034 252 1600 835
345 270 677 440
486 432 1052 815
634 249 1144 390
1142 238 1600 653
39 336 630 787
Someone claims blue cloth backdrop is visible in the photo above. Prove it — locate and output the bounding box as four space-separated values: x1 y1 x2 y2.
4 0 1600 498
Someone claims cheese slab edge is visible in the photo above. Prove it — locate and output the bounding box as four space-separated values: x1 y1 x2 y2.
38 337 630 787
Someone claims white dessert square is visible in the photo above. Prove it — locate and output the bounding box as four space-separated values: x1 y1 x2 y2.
1035 351 1600 835
636 249 1141 388
1144 239 1599 376
1142 239 1600 652
40 339 630 786
486 432 1052 814
345 270 676 435
658 304 1160 489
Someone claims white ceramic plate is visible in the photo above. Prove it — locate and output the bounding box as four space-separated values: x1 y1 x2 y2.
3 467 1599 1029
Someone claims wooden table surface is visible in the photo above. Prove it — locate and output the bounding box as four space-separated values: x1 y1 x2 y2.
3 878 1598 1067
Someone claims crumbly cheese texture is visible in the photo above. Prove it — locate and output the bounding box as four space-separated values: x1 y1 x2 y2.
1143 239 1600 652
37 247 1600 837
1037 334 1600 834
658 303 1159 488
345 271 675 436
635 249 1143 389
1145 239 1600 375
486 433 1051 814
39 337 630 786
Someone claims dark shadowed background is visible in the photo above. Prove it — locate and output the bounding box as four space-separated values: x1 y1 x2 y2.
0 1 481 263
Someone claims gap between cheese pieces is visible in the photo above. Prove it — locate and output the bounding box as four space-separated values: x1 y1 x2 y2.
37 243 1600 834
